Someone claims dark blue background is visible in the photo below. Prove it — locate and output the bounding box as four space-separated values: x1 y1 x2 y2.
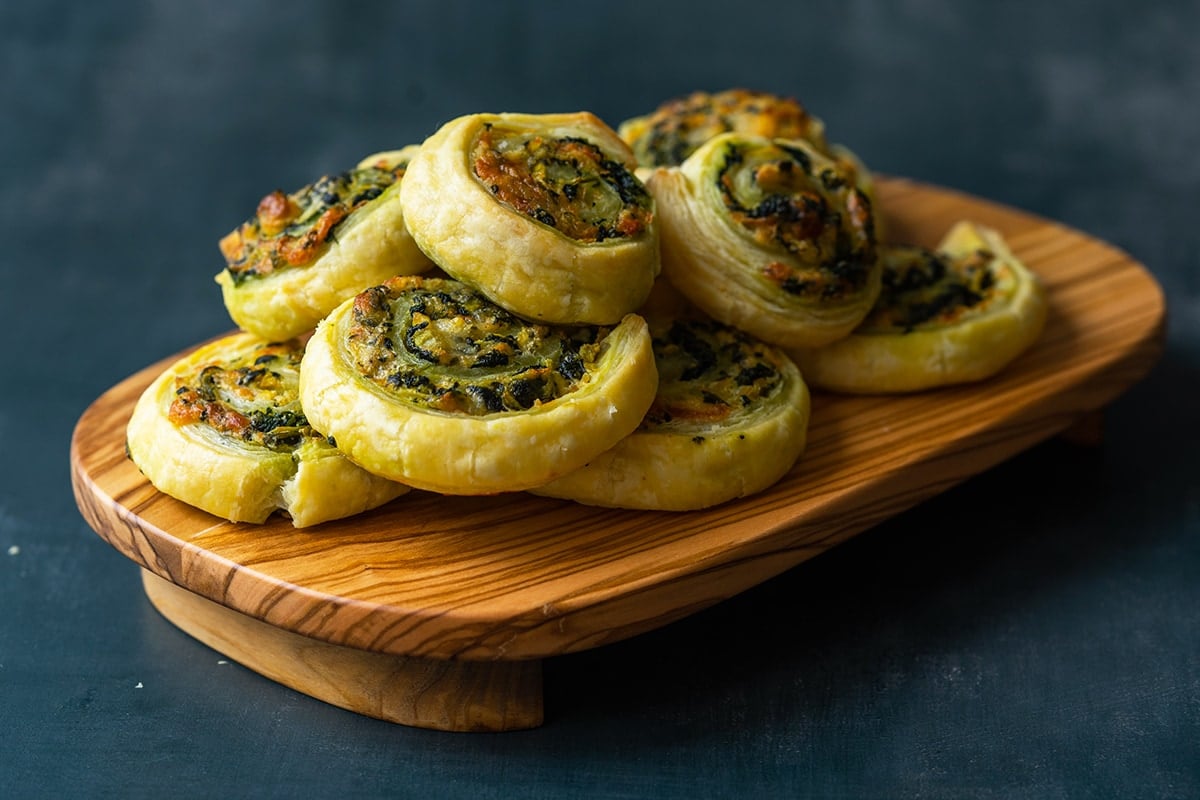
3 1 1197 797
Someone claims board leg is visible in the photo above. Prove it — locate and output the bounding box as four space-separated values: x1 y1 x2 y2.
140 569 543 732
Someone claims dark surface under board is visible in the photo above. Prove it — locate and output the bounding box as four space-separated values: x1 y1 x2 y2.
5 2 1198 797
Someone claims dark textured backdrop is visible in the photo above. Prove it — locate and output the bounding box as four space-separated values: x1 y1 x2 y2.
3 1 1197 797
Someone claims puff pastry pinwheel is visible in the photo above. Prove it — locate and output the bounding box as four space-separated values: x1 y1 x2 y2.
789 221 1048 393
619 88 827 166
532 317 810 511
398 112 660 325
299 275 659 495
215 147 433 341
648 132 881 349
126 333 408 526
617 88 875 198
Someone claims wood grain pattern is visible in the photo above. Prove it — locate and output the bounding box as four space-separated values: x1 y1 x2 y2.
71 178 1165 670
140 570 543 730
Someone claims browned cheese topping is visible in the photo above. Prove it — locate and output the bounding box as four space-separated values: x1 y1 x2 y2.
471 124 653 243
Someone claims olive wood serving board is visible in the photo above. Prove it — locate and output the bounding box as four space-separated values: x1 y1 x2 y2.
71 177 1166 731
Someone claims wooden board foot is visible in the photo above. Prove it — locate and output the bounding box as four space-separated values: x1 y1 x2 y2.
140 570 543 732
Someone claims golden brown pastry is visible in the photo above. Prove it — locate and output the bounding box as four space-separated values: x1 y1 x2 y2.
617 88 876 203
649 132 880 348
532 316 810 510
398 112 660 324
619 88 828 165
215 147 433 341
299 275 659 494
789 221 1048 393
126 333 408 526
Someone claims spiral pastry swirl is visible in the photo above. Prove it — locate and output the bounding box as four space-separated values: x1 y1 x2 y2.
649 132 880 348
299 276 658 494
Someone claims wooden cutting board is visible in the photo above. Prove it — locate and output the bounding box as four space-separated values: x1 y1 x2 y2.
70 177 1165 731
